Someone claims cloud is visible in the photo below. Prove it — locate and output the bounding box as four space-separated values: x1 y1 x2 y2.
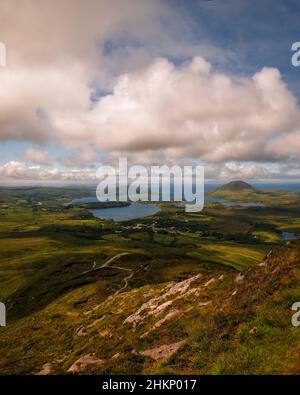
0 65 90 142
265 129 300 159
0 161 96 181
0 0 229 146
0 0 300 183
1 54 300 167
0 0 170 67
218 162 271 180
21 147 51 165
212 160 300 182
0 0 220 85
59 147 99 167
0 161 53 180
51 58 300 163
1 158 300 183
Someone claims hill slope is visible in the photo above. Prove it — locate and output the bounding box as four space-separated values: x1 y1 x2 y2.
209 180 260 201
215 180 255 193
0 241 300 374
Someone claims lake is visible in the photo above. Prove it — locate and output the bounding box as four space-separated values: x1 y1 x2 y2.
89 202 160 221
70 197 160 221
204 195 266 208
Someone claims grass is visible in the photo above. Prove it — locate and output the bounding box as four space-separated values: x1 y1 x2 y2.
0 186 300 374
188 242 268 271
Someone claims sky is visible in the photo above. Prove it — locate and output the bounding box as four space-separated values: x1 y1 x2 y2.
0 0 300 183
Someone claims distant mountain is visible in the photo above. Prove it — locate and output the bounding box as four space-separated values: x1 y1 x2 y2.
215 180 256 193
